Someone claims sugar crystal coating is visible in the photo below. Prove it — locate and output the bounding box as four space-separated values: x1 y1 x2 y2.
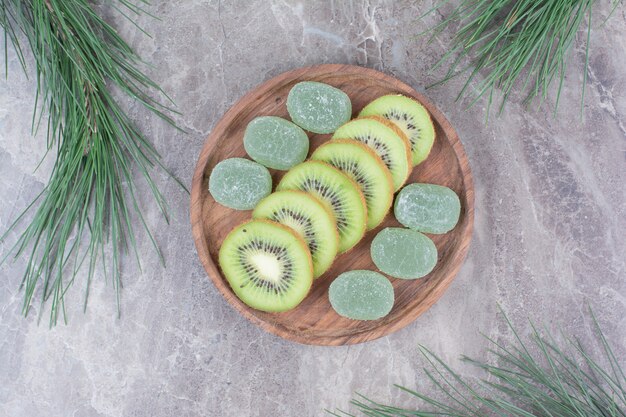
287 81 352 134
243 116 309 170
329 270 394 320
371 227 437 279
394 183 461 233
208 158 272 210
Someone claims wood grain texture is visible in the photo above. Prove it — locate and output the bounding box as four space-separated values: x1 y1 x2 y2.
191 64 474 346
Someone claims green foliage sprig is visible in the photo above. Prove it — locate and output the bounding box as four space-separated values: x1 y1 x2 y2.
329 308 625 417
422 0 619 118
0 0 182 325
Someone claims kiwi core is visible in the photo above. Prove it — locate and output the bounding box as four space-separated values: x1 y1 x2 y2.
249 252 282 283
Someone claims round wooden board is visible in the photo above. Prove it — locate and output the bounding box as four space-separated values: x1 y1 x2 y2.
191 64 474 346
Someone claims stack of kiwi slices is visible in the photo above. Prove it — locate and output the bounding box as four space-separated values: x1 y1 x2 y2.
209 81 442 316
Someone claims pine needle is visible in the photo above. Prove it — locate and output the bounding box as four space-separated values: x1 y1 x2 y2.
0 0 183 326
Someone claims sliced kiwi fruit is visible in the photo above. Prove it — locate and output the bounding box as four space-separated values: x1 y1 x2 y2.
276 160 367 253
252 190 339 278
311 140 393 230
331 117 411 191
359 94 436 166
218 219 313 312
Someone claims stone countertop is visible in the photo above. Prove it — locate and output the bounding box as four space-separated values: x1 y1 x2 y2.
0 1 624 416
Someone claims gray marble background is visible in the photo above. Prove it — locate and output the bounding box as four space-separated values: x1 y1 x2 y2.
1 1 625 416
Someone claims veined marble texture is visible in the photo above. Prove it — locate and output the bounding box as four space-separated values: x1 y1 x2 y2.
0 1 624 416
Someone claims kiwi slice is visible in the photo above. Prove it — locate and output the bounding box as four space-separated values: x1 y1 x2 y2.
311 140 393 230
252 190 339 278
219 219 313 312
331 117 411 191
276 161 367 253
359 94 436 166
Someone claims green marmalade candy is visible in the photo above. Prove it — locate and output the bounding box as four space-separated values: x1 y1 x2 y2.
208 158 272 210
243 116 309 170
329 270 394 320
371 227 438 279
394 183 461 234
287 81 352 134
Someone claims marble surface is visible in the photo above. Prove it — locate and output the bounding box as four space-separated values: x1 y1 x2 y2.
1 1 625 416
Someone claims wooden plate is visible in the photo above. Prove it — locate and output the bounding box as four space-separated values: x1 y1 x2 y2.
191 64 474 346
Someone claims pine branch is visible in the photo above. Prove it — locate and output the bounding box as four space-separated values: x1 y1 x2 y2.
330 307 626 417
420 0 621 119
0 0 183 326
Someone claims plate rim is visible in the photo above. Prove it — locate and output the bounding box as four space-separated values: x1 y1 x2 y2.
190 64 475 346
